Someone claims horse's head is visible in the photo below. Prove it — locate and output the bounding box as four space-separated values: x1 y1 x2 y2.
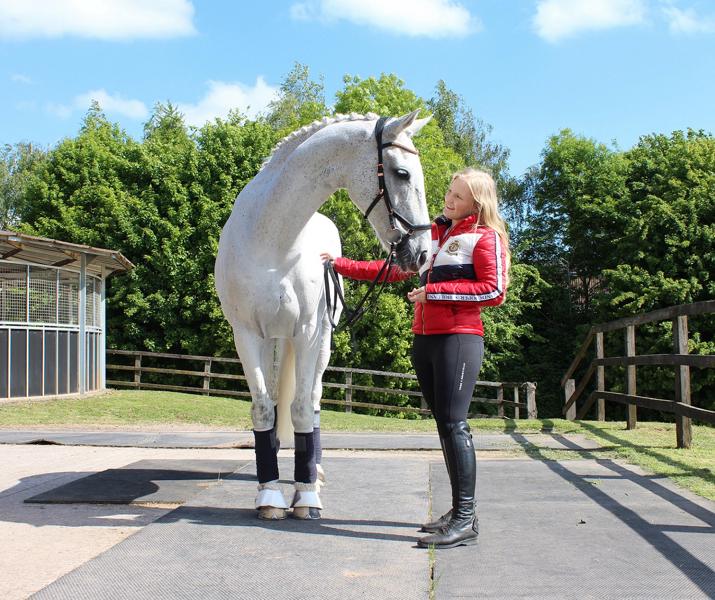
347 111 432 273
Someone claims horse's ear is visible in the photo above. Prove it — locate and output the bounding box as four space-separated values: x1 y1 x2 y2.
405 115 432 138
385 110 431 139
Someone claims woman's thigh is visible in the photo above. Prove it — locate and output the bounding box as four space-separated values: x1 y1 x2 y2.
429 334 484 424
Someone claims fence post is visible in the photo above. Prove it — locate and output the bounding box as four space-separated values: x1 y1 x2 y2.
526 382 537 419
134 354 142 390
513 385 520 420
203 359 211 396
565 379 576 420
626 325 637 430
345 371 353 413
497 385 504 418
674 315 692 449
596 331 605 421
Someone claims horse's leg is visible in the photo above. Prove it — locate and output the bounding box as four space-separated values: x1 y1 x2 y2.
289 327 324 519
311 314 334 487
233 326 288 519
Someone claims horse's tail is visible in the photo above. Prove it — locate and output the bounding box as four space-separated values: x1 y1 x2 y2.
275 338 295 447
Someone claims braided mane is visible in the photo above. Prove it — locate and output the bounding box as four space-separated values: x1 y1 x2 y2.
260 112 379 172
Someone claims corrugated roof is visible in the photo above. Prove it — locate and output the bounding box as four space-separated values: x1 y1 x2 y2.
0 230 134 276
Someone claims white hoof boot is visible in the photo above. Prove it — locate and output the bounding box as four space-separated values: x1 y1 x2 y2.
256 481 288 520
291 482 322 520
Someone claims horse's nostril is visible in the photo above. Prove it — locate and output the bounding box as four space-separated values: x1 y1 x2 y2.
418 250 428 267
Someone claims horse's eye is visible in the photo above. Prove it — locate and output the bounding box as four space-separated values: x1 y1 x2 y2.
395 168 410 180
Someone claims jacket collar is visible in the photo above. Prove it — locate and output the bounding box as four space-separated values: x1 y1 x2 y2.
436 213 479 235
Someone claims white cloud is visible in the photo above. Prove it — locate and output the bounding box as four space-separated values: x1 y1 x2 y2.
533 0 646 43
290 0 480 38
662 4 715 34
11 73 32 84
177 78 279 127
0 0 196 40
47 89 149 120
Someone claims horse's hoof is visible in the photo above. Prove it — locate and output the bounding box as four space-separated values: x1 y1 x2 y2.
292 506 321 520
258 507 287 520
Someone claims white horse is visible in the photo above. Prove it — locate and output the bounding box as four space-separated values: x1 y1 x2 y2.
215 111 431 519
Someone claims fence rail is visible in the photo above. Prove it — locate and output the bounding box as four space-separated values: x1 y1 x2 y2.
561 300 715 448
107 349 537 420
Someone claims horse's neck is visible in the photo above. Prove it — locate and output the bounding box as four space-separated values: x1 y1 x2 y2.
253 129 367 255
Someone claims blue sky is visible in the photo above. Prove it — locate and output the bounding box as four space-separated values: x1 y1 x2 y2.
2 0 714 176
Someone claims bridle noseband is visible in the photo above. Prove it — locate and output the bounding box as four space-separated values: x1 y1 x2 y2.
324 116 432 330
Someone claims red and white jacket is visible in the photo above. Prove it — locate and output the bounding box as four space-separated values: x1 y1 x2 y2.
332 214 508 336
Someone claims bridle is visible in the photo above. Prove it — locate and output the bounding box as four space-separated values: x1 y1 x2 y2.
363 116 432 245
324 116 432 330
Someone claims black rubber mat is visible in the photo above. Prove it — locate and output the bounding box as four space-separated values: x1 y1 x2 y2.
25 459 248 505
32 456 431 599
430 460 715 599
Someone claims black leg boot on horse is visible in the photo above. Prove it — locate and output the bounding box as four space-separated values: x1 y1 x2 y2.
254 409 289 519
418 421 479 548
292 431 322 519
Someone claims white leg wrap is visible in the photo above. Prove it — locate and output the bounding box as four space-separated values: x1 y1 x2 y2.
291 482 323 509
255 481 289 509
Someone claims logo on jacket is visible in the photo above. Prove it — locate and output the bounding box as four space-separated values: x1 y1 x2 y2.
446 240 460 255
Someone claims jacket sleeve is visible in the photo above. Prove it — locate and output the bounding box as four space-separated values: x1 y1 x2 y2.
425 229 508 306
332 257 415 283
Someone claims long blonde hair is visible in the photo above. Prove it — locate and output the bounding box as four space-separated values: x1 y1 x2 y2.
452 167 511 284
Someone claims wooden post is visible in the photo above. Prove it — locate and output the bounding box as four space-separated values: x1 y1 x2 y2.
345 371 353 413
626 325 637 430
674 315 692 449
526 382 537 419
134 354 142 390
513 385 520 420
203 359 211 396
497 386 504 418
565 379 576 420
596 331 605 421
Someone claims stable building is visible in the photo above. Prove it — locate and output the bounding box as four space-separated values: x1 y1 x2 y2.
0 231 133 400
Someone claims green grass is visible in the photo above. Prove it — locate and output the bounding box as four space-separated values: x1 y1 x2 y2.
0 389 712 500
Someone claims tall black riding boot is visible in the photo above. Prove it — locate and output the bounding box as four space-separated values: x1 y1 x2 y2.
418 421 478 549
421 425 452 532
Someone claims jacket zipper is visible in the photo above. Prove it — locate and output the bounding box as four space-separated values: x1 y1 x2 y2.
423 222 458 334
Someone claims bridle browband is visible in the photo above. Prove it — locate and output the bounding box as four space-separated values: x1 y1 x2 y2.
324 116 432 330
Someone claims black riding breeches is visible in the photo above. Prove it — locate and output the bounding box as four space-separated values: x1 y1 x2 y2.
411 334 484 428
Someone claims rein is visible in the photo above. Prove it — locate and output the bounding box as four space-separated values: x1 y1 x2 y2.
324 250 394 331
324 116 430 330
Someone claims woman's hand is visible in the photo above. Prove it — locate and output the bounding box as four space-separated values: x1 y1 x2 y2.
320 252 335 265
407 286 426 304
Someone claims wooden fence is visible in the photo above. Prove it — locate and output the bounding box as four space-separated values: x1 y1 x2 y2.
107 349 537 419
561 300 715 448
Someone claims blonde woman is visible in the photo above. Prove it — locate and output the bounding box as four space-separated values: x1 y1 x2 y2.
322 168 510 549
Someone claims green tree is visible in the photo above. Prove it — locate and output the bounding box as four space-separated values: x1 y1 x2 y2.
266 62 329 135
427 80 509 182
1 142 47 228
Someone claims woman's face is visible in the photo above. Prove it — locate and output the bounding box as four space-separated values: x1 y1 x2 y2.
443 176 476 223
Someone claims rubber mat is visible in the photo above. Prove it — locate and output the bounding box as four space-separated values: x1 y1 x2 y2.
32 456 431 599
429 459 715 599
25 459 247 505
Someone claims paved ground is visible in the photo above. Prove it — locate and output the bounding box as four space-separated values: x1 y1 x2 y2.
0 431 712 599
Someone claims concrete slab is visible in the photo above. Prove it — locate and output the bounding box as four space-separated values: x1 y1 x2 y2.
430 459 715 599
